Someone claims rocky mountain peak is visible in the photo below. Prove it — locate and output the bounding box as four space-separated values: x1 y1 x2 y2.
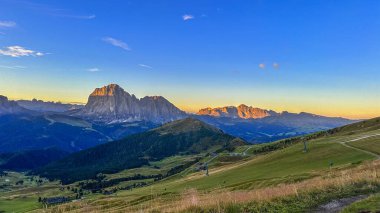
77 84 186 123
237 104 248 108
197 104 274 119
90 84 127 97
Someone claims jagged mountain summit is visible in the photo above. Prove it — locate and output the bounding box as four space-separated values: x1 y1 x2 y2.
77 84 186 123
197 104 277 119
0 95 30 115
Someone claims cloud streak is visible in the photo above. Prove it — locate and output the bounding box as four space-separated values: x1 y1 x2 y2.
102 37 130 51
15 1 95 20
0 65 26 69
0 21 16 28
182 14 194 21
0 46 45 57
55 14 96 20
139 64 152 69
87 67 100 72
258 63 265 69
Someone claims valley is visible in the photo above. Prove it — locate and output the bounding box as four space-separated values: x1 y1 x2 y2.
0 117 379 212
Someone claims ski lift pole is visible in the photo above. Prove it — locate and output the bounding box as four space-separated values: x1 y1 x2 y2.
303 140 308 152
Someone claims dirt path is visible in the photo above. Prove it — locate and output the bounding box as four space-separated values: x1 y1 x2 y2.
339 134 380 159
313 195 368 213
242 146 253 156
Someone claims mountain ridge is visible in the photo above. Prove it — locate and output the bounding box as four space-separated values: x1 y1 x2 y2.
17 99 83 113
0 95 31 115
34 118 247 183
198 104 276 119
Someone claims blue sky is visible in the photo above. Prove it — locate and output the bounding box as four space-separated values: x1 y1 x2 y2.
0 0 379 118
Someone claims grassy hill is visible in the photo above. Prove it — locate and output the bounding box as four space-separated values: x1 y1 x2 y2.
34 118 247 183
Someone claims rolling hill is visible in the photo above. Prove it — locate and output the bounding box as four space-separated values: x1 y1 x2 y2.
34 118 247 183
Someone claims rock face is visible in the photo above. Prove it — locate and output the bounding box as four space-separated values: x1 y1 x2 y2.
78 84 186 123
197 104 275 119
0 95 29 115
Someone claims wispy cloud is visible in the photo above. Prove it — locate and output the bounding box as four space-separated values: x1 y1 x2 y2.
273 62 279 69
102 37 130 51
182 14 194 21
139 64 152 69
0 21 16 28
15 1 95 20
87 67 100 72
0 46 45 57
0 65 26 69
259 63 266 69
55 14 96 20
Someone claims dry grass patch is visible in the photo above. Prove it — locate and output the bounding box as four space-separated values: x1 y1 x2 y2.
155 160 380 212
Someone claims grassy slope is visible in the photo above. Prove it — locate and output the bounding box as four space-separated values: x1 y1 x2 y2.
105 155 200 179
118 133 374 198
348 135 380 155
0 197 41 213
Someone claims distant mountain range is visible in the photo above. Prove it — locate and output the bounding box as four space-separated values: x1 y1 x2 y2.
195 104 355 143
17 99 83 112
196 111 353 143
0 95 31 115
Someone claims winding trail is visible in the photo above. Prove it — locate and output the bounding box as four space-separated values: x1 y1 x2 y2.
339 133 380 159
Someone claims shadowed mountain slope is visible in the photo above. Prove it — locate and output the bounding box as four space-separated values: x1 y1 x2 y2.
34 118 246 183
